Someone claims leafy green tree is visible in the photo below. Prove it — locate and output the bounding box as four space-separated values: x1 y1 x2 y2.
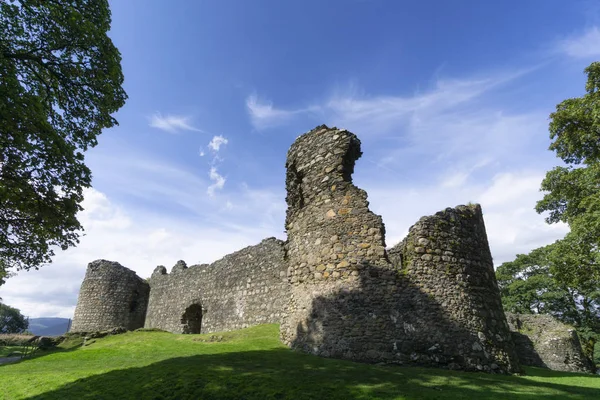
536 62 600 239
0 0 127 281
0 302 28 334
496 246 567 316
498 62 600 364
497 240 600 360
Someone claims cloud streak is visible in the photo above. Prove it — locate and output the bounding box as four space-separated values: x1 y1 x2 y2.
246 94 319 129
556 26 600 58
148 113 205 133
0 186 284 318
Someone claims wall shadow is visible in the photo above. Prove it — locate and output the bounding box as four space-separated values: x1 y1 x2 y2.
23 348 600 400
510 332 548 368
290 264 520 373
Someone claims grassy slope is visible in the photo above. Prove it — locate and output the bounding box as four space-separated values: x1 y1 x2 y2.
0 346 26 357
1 324 599 400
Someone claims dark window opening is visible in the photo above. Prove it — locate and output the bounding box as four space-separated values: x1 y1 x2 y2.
129 290 139 313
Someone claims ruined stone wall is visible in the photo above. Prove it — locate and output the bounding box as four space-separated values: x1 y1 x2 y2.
506 313 594 373
71 260 150 332
394 206 520 372
280 125 520 373
280 125 389 354
70 124 532 374
145 238 288 333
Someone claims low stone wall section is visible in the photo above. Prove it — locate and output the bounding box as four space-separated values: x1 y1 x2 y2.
145 238 289 333
506 313 594 373
71 260 150 332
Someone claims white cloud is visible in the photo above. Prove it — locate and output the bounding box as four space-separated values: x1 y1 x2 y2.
246 94 319 129
88 152 215 217
246 68 534 133
0 187 283 318
148 113 204 133
208 135 229 152
557 26 600 58
207 167 226 196
367 170 568 267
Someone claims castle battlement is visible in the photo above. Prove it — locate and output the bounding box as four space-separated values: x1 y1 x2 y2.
71 125 522 373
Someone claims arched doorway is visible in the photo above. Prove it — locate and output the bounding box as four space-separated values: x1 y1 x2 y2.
181 303 203 334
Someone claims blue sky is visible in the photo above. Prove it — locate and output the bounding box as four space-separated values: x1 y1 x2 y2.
2 0 600 317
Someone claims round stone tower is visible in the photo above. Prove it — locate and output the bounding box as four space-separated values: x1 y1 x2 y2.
394 205 520 372
71 259 150 332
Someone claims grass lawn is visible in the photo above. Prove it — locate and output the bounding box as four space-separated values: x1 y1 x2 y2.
0 345 26 358
1 324 599 399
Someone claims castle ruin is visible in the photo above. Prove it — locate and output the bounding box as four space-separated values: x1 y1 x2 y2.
71 125 588 373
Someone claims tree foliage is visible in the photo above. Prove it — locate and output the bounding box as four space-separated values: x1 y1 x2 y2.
536 62 600 238
497 240 600 359
498 62 600 364
0 302 28 334
0 0 126 278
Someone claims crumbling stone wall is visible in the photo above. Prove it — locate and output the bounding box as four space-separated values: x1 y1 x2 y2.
393 206 520 372
145 238 288 333
280 125 520 373
70 124 543 374
71 260 150 332
506 313 594 373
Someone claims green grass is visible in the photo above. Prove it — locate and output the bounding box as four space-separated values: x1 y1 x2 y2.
0 345 26 357
1 324 599 399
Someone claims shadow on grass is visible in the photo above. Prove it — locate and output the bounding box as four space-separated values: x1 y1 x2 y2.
25 348 600 400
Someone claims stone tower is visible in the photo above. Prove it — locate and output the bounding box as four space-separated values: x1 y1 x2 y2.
280 125 520 373
71 260 150 332
390 205 520 372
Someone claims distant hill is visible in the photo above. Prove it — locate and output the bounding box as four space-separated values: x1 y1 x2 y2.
28 318 71 336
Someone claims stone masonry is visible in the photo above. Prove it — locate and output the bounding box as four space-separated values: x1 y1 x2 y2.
144 238 288 333
280 126 520 373
70 124 590 374
71 260 149 332
506 313 594 373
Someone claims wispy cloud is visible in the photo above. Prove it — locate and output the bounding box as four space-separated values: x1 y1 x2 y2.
248 68 544 175
556 26 600 58
367 170 568 266
0 187 281 318
148 113 205 133
246 94 319 129
246 67 534 135
207 167 226 197
208 135 229 152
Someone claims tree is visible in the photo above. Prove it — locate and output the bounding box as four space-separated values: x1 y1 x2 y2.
496 245 568 316
498 62 600 364
536 62 600 240
0 302 28 334
497 239 600 359
0 0 127 281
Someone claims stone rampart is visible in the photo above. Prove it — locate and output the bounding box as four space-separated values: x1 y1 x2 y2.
393 205 520 372
144 237 288 333
71 260 150 332
69 124 561 374
506 313 594 373
280 125 520 373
